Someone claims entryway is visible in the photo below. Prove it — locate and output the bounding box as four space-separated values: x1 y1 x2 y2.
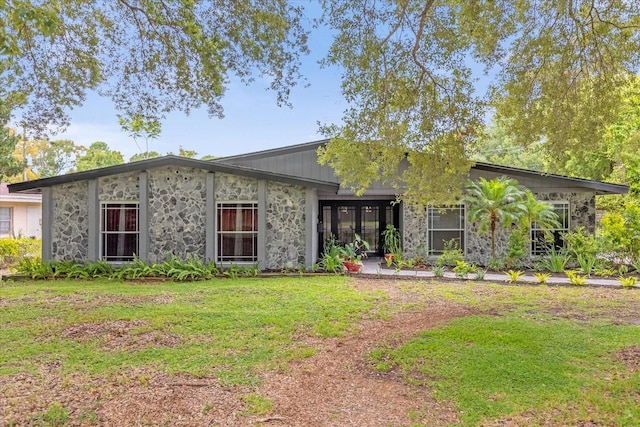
319 201 399 256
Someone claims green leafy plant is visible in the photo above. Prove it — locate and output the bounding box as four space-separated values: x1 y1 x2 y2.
504 270 524 283
14 257 54 279
436 239 464 267
474 268 486 280
453 260 476 279
577 253 597 276
30 402 69 427
382 224 401 256
533 272 552 284
433 265 446 278
537 247 569 273
618 276 638 288
566 270 587 286
320 236 344 273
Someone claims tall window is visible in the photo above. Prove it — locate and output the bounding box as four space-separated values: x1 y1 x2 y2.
428 205 465 255
101 203 139 262
0 207 12 237
217 202 258 262
531 201 570 256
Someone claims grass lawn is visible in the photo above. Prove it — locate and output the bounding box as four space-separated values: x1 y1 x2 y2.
1 276 639 426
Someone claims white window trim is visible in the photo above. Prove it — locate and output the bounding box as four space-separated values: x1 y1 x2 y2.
530 200 570 256
216 201 259 264
426 204 466 257
0 207 12 237
99 201 140 262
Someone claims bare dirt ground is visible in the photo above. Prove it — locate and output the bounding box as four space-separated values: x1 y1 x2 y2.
1 278 637 426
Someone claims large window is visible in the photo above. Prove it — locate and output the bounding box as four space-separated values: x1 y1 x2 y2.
0 207 12 237
531 201 570 256
217 202 258 262
101 203 139 262
428 205 465 255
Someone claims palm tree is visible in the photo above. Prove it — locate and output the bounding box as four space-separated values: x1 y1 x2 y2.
464 177 527 259
519 191 561 249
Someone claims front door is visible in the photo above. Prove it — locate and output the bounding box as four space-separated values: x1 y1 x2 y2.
319 201 399 256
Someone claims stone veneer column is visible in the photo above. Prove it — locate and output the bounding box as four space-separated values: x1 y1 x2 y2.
205 172 216 262
138 171 149 260
257 180 267 269
87 180 99 261
41 187 53 261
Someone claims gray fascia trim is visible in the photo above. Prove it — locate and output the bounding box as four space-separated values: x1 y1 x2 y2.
472 162 629 195
7 155 340 194
214 139 329 163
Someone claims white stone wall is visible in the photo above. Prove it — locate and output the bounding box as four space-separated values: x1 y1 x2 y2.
215 173 258 200
51 182 89 261
98 172 139 201
402 203 427 258
147 167 208 263
265 182 306 269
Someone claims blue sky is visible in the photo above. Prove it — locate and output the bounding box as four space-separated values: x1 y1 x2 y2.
54 5 345 161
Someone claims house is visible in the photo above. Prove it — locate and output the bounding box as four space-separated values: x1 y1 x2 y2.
0 183 42 239
7 140 628 268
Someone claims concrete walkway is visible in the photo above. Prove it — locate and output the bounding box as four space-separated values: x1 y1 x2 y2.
359 258 635 288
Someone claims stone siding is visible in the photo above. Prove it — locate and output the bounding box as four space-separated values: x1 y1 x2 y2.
265 182 306 269
147 167 208 263
215 173 258 200
465 191 596 265
51 182 89 261
402 203 427 259
98 172 139 200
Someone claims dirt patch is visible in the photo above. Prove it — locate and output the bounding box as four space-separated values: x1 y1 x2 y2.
62 320 182 352
614 346 640 372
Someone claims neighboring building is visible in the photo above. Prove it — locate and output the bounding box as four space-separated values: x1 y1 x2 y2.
0 183 42 239
7 140 628 268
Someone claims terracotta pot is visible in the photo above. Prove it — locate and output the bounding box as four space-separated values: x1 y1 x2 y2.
343 260 362 272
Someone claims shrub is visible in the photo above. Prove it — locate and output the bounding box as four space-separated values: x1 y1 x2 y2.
436 239 464 267
563 226 599 261
504 270 524 283
453 260 476 278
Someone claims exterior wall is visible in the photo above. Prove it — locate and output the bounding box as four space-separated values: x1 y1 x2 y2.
465 191 595 265
265 181 306 269
51 182 89 261
47 168 310 268
0 202 42 238
402 203 427 259
147 167 208 263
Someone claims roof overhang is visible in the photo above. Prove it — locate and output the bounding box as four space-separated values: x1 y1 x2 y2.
8 156 340 194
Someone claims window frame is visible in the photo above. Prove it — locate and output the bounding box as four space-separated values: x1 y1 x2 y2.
100 202 140 263
0 207 12 237
216 201 259 263
427 204 466 256
530 201 570 256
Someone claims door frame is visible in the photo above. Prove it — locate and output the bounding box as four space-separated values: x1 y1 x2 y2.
318 200 400 256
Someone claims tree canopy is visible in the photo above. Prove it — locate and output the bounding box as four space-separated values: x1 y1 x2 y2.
0 0 309 134
2 1 640 205
318 0 640 205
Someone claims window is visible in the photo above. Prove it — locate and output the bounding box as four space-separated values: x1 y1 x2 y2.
217 202 258 262
531 201 569 256
428 205 465 255
0 207 12 237
101 203 139 262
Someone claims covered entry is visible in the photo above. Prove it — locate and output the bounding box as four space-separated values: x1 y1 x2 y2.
319 200 399 256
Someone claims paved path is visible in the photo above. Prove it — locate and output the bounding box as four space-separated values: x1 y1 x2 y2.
359 259 634 288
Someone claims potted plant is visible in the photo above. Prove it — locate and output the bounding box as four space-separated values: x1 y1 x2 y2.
382 224 401 263
339 234 370 272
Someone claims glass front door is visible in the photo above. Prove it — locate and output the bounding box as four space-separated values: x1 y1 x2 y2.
319 201 398 256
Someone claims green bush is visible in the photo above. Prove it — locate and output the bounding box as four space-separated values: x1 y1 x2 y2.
0 237 42 266
599 201 640 257
436 239 464 267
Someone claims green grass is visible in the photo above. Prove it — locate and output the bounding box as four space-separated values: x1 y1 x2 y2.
0 276 383 384
369 282 640 426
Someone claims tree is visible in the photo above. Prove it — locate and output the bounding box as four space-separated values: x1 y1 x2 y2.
73 142 124 172
119 114 161 160
0 1 309 135
319 1 640 206
0 99 23 181
464 177 527 259
18 139 83 178
129 151 161 163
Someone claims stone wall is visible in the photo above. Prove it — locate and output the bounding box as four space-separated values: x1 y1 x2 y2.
147 167 208 263
465 191 596 265
98 173 139 201
51 182 89 261
215 173 258 200
402 203 427 258
265 181 306 269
